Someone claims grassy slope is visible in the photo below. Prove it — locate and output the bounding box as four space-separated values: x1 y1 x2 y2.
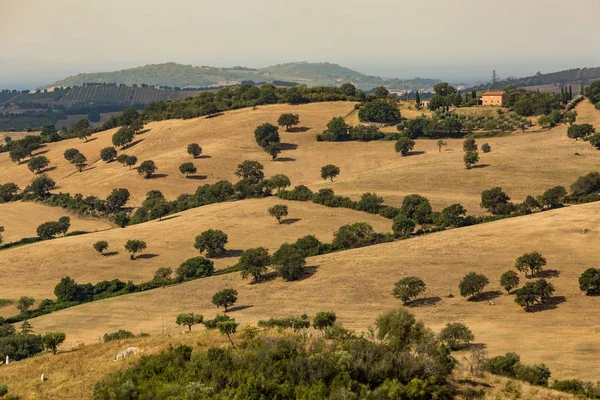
0 197 391 314
0 102 598 214
0 328 577 400
21 201 600 380
0 202 112 243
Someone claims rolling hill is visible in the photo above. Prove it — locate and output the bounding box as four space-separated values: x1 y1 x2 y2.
48 62 441 91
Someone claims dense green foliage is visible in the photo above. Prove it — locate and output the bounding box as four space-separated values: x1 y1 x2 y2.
458 272 489 300
392 277 426 304
483 352 551 387
94 308 455 399
438 323 474 350
194 229 228 258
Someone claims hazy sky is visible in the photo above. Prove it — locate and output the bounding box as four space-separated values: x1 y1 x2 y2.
2 0 600 87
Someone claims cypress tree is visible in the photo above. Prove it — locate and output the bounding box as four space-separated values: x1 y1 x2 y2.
415 91 421 107
569 85 573 100
581 85 585 96
471 89 476 99
560 87 565 103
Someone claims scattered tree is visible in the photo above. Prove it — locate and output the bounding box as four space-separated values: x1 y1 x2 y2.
29 175 55 198
264 142 282 160
64 148 80 162
71 153 87 172
235 160 265 181
27 156 49 174
125 155 138 169
112 125 135 148
175 257 214 280
459 272 489 300
137 160 157 178
116 154 129 166
320 164 340 182
267 204 289 223
463 150 479 169
124 239 147 260
481 143 491 153
500 270 520 293
395 137 415 156
463 137 477 152
100 147 117 162
254 123 280 148
17 296 35 314
392 277 426 304
392 213 416 237
176 313 203 331
187 143 202 158
194 229 228 258
277 113 300 131
43 332 66 355
578 267 600 295
514 279 555 311
266 174 291 193
217 318 239 347
437 139 447 152
212 288 238 312
567 123 595 141
439 322 474 350
515 251 547 278
271 243 307 281
481 187 511 215
179 162 197 177
239 247 271 283
93 241 109 255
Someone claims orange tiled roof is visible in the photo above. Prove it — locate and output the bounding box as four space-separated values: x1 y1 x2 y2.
482 91 505 96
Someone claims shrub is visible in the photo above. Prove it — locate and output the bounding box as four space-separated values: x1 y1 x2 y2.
514 363 551 386
392 277 426 304
349 125 384 141
438 322 474 350
401 194 432 224
358 100 401 123
176 257 214 281
312 311 337 330
499 270 520 293
43 332 66 354
481 187 511 215
258 316 310 332
483 352 521 377
292 235 323 257
102 329 135 342
458 272 489 300
332 222 375 250
194 229 228 258
0 384 7 397
271 243 306 281
356 192 384 213
277 185 313 201
463 150 479 169
392 213 416 237
212 289 238 311
481 143 491 153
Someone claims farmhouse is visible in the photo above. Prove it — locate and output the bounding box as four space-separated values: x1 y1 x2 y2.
481 91 507 106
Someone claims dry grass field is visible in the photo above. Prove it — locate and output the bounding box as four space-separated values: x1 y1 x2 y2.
0 327 577 400
1 102 597 214
0 197 391 314
0 202 112 243
21 201 600 380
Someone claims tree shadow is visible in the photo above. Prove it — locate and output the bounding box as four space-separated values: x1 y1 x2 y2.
159 215 180 222
299 265 318 280
137 129 151 135
103 251 119 256
219 249 244 258
34 149 50 156
150 173 168 179
280 143 298 150
186 175 207 180
288 127 311 133
471 164 490 169
280 218 301 225
536 269 561 278
527 296 566 313
407 150 425 156
124 139 144 149
457 378 492 388
275 157 296 162
227 304 253 313
40 166 57 173
197 155 212 159
84 137 98 143
462 342 487 351
136 253 159 260
407 296 442 308
252 271 278 284
84 166 97 172
205 112 224 119
472 291 502 302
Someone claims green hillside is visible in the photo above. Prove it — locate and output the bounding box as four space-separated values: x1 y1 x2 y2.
48 62 441 91
471 66 600 91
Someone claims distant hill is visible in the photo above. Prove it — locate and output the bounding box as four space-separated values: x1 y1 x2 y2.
471 67 600 92
48 62 441 91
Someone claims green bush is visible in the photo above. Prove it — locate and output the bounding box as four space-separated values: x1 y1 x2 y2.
102 329 135 342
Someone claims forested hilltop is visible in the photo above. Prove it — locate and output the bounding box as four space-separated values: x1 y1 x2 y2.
472 66 600 91
48 62 441 91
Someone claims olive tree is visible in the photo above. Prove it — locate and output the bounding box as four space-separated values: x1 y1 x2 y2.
137 160 157 178
179 162 197 177
395 137 415 156
459 272 489 300
212 288 238 312
124 239 147 260
43 332 66 354
392 277 426 304
266 174 291 193
194 229 228 258
93 241 109 255
277 113 300 131
27 156 50 174
176 313 203 331
267 204 288 223
100 147 117 162
71 153 87 172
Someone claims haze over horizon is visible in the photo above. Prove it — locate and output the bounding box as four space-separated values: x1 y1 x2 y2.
2 0 600 88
